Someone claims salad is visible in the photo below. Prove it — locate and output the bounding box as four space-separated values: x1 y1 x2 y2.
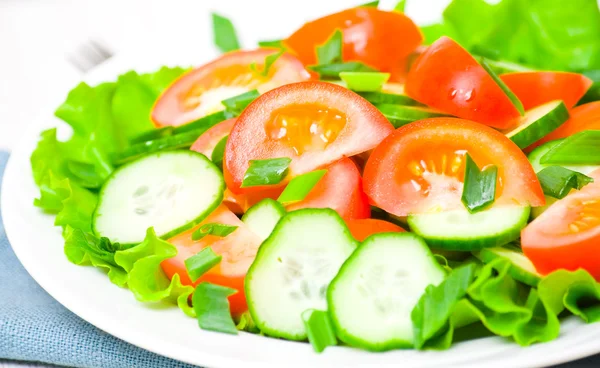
30 0 600 354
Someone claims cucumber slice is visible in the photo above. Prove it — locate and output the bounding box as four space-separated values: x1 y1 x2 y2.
376 104 450 128
241 199 286 241
503 100 569 149
114 129 205 165
474 246 541 287
328 232 445 351
93 151 224 245
245 209 357 340
407 206 530 251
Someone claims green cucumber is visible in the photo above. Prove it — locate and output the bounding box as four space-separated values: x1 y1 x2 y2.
474 246 541 287
93 151 224 246
114 129 205 165
172 110 231 135
245 209 357 340
503 100 569 149
328 232 445 351
241 199 286 241
407 206 530 251
376 104 450 128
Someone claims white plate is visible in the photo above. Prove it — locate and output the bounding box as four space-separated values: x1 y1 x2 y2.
3 1 600 367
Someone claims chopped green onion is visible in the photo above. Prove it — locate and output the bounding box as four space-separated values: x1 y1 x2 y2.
114 129 206 165
461 153 498 213
394 0 406 12
211 135 228 170
357 91 419 106
185 247 222 282
309 62 378 79
316 30 343 65
376 104 450 128
211 13 240 53
172 110 232 135
537 166 594 199
221 90 260 116
235 311 260 333
251 50 284 77
301 309 337 353
192 282 238 335
192 223 239 241
359 0 379 7
129 126 174 145
540 130 600 165
277 170 327 204
241 157 292 188
339 72 390 92
258 39 285 49
480 59 525 115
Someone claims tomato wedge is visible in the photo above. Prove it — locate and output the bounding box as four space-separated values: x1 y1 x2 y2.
287 157 370 220
161 205 262 315
285 8 422 77
190 118 236 157
522 169 600 280
152 50 310 127
363 118 545 216
529 101 600 150
224 81 394 194
405 37 522 129
345 218 404 241
500 71 592 111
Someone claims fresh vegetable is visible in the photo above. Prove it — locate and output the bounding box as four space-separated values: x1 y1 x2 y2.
151 50 310 127
405 37 523 129
211 13 240 53
363 118 545 217
328 232 445 350
285 8 422 77
345 218 404 242
503 101 569 149
539 130 600 165
375 105 450 128
193 282 238 334
277 170 328 204
190 118 236 158
241 157 292 188
529 140 599 176
224 81 393 193
475 246 541 287
246 209 357 340
93 151 224 245
460 153 497 213
302 310 338 353
500 72 593 110
536 166 594 199
339 72 390 92
241 199 286 241
522 168 600 280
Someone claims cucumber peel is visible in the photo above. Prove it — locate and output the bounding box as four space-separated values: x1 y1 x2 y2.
474 246 542 287
503 100 569 149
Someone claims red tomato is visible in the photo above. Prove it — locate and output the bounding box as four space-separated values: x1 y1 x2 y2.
345 218 404 241
405 37 522 129
522 169 600 280
161 205 262 315
287 157 370 220
224 81 394 194
528 101 600 150
152 50 310 127
500 72 592 110
284 8 422 78
190 118 236 157
363 118 545 216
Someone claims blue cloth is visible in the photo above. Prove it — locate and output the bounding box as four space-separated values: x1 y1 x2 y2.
0 151 598 368
0 152 196 368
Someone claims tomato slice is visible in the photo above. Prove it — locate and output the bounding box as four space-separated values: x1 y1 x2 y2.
284 8 422 77
161 205 262 315
287 157 370 220
529 101 600 150
522 169 600 280
345 218 404 241
190 118 236 157
363 118 545 216
500 72 592 111
224 81 394 194
405 37 522 129
152 50 310 127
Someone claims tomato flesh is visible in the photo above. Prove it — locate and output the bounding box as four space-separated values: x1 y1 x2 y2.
190 118 236 158
285 8 422 77
500 72 592 110
161 205 262 315
522 169 600 280
152 50 310 127
224 81 394 194
287 157 370 220
345 218 404 242
405 37 522 129
363 118 545 216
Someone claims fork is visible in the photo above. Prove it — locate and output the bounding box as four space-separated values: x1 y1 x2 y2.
66 40 114 73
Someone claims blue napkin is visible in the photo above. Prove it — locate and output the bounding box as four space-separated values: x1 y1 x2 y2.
0 151 598 368
0 152 196 368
